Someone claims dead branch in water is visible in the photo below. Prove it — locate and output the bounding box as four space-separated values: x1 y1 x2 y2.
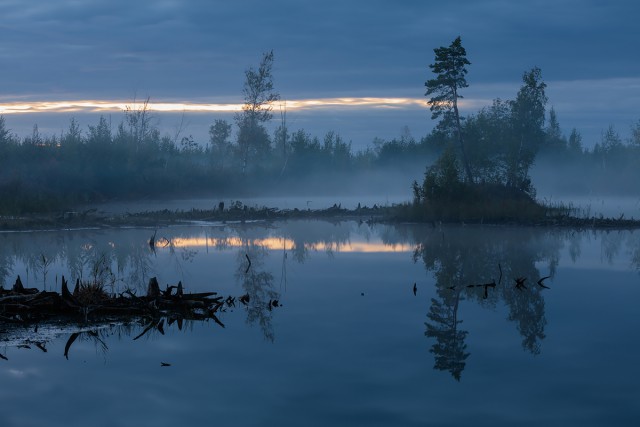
0 275 227 324
245 254 252 273
1 274 284 360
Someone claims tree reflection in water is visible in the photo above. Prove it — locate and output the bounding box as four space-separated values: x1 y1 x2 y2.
426 293 469 381
405 225 565 380
1 242 281 360
235 239 279 342
3 222 640 367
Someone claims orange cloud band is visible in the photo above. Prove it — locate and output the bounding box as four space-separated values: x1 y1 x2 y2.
0 97 432 115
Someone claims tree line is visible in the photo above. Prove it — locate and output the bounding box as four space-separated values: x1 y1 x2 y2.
0 48 639 215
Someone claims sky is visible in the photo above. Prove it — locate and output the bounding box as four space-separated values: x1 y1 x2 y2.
1 0 639 149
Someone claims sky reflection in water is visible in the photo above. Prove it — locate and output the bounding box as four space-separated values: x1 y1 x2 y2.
1 220 639 426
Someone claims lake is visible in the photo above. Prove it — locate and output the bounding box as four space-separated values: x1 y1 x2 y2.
1 220 639 426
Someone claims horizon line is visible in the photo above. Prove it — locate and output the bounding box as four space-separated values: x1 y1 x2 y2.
0 97 488 115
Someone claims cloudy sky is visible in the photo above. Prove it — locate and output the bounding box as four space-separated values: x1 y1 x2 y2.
1 0 639 148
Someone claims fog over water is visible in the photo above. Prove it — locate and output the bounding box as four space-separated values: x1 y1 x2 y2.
4 75 639 152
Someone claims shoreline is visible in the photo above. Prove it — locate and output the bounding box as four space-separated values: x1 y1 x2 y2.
2 202 640 232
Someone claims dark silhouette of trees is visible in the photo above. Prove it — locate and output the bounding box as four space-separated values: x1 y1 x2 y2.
0 115 14 148
272 103 290 174
542 107 566 154
209 119 233 172
415 63 551 221
567 128 584 154
418 39 553 221
631 120 640 147
122 97 156 151
62 118 83 149
506 67 547 192
463 67 548 194
87 116 113 147
235 50 280 175
425 36 473 182
2 42 640 215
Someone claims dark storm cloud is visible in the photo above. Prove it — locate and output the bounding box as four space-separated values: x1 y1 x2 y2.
1 0 637 99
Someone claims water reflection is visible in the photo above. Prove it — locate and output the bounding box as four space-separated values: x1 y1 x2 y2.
423 226 558 379
0 226 288 359
234 234 280 342
2 319 132 361
2 222 640 372
1 312 234 363
1 275 281 362
0 221 411 291
383 224 631 380
0 229 159 292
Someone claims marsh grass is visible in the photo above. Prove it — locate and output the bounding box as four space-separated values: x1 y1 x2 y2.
74 281 110 306
398 182 571 224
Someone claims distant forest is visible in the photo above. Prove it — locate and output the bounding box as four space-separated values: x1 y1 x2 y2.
0 49 639 214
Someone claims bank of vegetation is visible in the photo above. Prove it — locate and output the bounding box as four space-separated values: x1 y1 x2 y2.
1 45 639 224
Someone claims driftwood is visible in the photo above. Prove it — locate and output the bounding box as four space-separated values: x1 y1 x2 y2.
1 275 284 361
0 275 225 324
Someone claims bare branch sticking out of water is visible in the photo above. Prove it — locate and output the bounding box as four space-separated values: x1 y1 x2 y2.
245 254 252 273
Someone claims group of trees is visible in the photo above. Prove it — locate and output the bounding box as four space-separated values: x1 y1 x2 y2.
419 37 549 199
0 51 438 214
1 45 639 215
415 36 640 210
0 52 365 213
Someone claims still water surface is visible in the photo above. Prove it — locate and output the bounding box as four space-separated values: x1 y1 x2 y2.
1 220 639 426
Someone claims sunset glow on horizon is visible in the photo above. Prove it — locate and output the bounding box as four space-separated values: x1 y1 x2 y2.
0 97 432 115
